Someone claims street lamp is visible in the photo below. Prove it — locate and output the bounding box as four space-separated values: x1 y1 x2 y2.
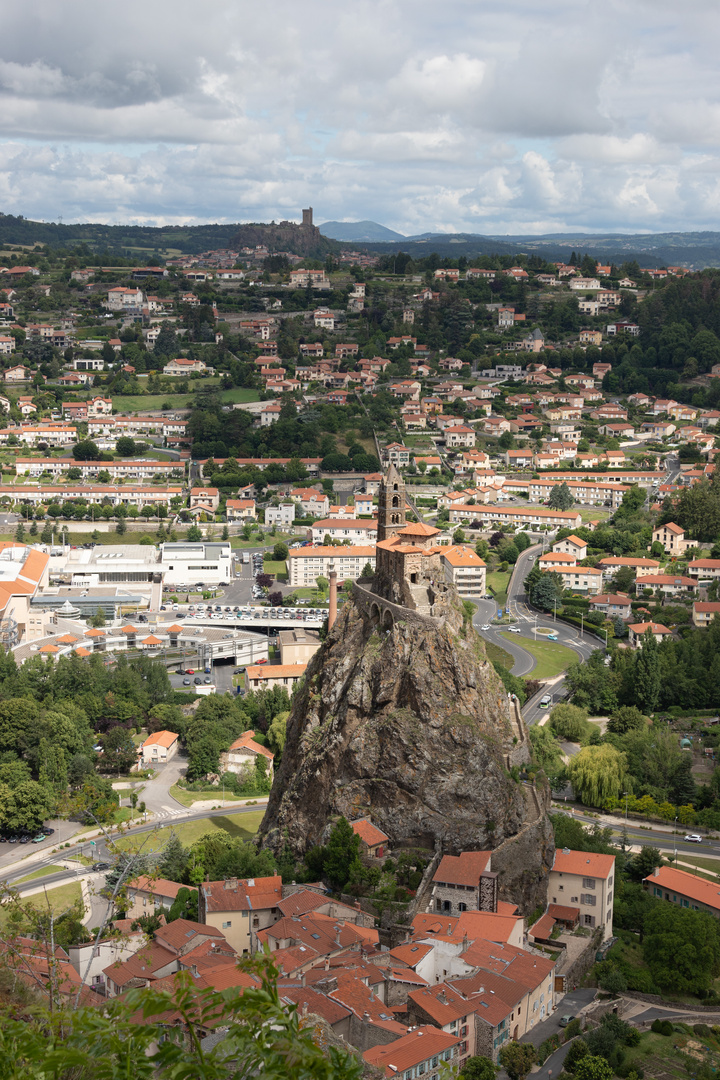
674 816 678 863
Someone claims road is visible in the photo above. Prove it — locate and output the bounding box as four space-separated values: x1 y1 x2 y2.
472 544 602 725
0 802 267 888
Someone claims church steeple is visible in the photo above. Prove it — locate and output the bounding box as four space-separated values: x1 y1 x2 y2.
377 463 406 542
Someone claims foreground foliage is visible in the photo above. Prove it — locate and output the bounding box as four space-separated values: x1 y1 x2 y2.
0 956 363 1080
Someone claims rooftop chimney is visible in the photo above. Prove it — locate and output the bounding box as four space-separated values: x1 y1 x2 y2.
328 568 338 630
653 866 660 877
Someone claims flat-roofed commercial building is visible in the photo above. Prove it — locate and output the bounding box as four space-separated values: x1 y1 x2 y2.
160 542 232 586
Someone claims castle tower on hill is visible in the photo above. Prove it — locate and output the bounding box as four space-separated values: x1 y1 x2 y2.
302 207 313 227
373 465 444 612
377 462 406 542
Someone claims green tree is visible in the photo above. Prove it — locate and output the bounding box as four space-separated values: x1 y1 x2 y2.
549 703 590 742
72 439 101 461
607 706 647 734
187 524 203 542
564 1038 590 1073
361 562 374 577
273 542 289 561
167 886 199 922
567 743 627 806
116 436 139 456
634 629 660 712
498 1041 536 1080
531 572 564 612
116 516 127 536
459 1057 498 1080
323 816 362 892
0 956 364 1078
598 967 627 996
643 903 720 993
574 1056 613 1080
548 482 574 511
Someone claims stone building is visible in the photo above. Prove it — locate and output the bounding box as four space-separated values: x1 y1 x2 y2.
372 464 449 613
430 851 498 916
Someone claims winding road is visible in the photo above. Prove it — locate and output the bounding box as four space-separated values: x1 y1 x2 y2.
472 544 601 725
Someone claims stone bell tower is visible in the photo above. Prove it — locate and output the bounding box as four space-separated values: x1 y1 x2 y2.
377 463 406 543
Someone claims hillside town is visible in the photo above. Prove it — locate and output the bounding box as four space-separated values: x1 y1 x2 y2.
4 228 720 1078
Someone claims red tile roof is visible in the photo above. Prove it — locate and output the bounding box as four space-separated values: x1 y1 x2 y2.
552 849 615 878
364 1026 460 1075
201 875 282 914
548 903 580 921
644 865 720 911
389 942 433 968
350 818 389 847
433 851 491 887
140 730 179 750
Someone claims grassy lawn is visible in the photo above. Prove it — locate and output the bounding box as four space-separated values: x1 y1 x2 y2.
1 882 82 926
487 570 511 608
110 388 259 413
168 784 263 808
483 640 516 671
578 508 611 522
288 588 328 603
262 560 287 579
14 865 67 885
499 633 578 679
113 809 265 853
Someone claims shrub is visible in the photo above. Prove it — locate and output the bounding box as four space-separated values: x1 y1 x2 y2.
661 1021 674 1036
693 1024 712 1039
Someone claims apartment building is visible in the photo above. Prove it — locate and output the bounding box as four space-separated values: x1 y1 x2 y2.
548 849 615 940
441 546 487 597
288 545 376 587
527 479 629 508
448 504 582 529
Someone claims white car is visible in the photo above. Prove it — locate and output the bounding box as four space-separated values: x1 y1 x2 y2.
480 624 491 631
508 627 522 634
685 834 702 843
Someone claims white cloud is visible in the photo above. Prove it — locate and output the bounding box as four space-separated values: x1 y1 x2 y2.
0 0 718 232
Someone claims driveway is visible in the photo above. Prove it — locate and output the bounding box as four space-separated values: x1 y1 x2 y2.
127 754 190 820
521 988 597 1048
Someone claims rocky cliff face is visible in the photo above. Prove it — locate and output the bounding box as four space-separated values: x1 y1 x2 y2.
229 221 337 257
258 596 554 912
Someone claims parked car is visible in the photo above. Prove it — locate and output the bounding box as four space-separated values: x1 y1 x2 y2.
559 1015 575 1028
193 677 202 685
183 678 191 686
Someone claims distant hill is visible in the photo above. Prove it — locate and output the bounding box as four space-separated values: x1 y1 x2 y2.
358 229 720 269
0 213 340 260
320 220 406 242
228 220 338 258
3 208 720 268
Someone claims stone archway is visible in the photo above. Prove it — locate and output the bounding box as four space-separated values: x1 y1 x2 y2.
382 608 394 630
370 602 381 625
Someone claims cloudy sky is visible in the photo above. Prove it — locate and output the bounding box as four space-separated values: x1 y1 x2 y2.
1 0 720 235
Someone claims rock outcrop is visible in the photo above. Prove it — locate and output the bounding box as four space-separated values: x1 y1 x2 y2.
258 593 554 912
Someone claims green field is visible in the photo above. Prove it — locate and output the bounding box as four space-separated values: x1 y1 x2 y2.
483 640 516 670
262 560 287 580
487 570 511 608
110 388 259 413
578 507 611 522
1 882 83 927
113 810 265 853
14 865 67 885
168 784 264 808
499 632 578 679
